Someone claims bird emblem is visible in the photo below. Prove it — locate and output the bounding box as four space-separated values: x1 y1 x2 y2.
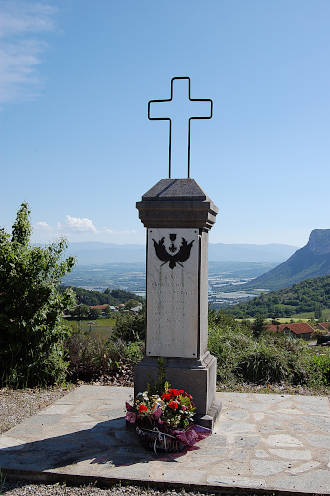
152 236 194 269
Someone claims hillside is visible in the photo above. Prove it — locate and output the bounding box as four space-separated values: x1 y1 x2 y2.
60 286 144 306
241 229 330 290
227 274 330 318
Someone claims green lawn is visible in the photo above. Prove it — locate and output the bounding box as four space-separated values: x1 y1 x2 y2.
68 317 115 340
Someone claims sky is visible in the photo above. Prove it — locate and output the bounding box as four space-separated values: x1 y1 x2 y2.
1 0 329 248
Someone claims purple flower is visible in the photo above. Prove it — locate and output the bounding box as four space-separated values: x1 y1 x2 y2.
125 411 136 424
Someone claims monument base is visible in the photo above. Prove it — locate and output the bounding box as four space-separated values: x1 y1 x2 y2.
134 351 221 430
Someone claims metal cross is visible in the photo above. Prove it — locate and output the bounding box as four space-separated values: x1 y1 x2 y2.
148 77 213 178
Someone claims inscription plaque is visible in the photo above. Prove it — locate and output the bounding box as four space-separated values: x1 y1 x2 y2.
146 227 199 358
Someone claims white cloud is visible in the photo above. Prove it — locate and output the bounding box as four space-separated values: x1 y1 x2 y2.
65 215 97 233
0 1 55 104
35 220 51 230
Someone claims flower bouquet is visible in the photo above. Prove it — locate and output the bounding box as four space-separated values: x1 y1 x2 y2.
125 383 210 453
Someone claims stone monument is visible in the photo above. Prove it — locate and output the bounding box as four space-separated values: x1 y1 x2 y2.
134 77 221 429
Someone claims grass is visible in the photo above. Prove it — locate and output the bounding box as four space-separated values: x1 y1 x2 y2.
290 308 330 320
236 312 330 324
236 317 311 323
68 318 115 340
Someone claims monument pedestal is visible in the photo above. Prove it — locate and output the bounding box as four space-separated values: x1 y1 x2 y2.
135 178 221 430
134 353 221 429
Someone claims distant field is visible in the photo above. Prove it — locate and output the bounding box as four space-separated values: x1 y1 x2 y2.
236 310 330 324
68 317 115 340
290 308 330 320
236 317 310 323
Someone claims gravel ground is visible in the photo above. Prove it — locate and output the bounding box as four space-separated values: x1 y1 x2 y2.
0 387 75 434
0 481 263 496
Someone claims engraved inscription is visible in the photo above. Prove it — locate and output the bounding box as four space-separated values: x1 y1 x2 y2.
146 228 199 358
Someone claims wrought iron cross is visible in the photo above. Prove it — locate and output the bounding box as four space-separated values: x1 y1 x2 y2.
148 77 213 178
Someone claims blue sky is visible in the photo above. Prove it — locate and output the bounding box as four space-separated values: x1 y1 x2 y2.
1 0 329 247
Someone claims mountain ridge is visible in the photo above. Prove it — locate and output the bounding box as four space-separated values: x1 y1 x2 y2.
242 229 330 290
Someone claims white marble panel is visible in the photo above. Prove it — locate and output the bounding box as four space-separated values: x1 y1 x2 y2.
146 228 199 358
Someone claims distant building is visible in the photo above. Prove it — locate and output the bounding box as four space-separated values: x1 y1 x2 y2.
90 304 109 311
131 304 143 313
316 322 330 331
266 322 315 340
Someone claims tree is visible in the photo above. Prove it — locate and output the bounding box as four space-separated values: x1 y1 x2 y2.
252 313 266 338
113 311 145 342
103 305 112 317
72 304 90 319
124 299 140 310
88 307 101 320
0 203 76 387
314 304 322 320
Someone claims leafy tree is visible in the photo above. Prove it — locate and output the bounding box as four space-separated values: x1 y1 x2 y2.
314 303 322 320
113 310 145 342
103 305 112 317
124 299 140 309
72 304 90 319
0 203 76 387
252 313 266 338
88 307 101 320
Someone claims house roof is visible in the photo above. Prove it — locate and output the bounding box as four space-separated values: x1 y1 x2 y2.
90 304 109 310
266 322 314 335
318 322 330 330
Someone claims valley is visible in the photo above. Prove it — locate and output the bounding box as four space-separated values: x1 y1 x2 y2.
62 261 275 307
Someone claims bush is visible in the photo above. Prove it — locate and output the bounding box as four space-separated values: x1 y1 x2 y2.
0 203 75 387
236 340 291 384
310 353 330 385
66 329 143 383
112 311 145 342
208 310 324 387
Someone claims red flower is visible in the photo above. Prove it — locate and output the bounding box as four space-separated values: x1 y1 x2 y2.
138 404 148 413
169 389 180 397
168 401 179 410
161 393 171 401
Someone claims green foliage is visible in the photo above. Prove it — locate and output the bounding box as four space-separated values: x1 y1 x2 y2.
227 275 330 318
88 307 101 320
66 329 143 382
310 353 330 385
251 313 266 338
71 304 90 319
124 299 140 309
112 310 146 342
62 286 144 307
0 203 76 387
208 309 325 387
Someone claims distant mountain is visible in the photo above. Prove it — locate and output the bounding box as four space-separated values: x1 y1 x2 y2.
242 229 330 290
227 274 330 318
208 243 297 263
67 241 297 265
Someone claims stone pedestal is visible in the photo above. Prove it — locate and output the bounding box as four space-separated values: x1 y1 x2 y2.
135 178 221 429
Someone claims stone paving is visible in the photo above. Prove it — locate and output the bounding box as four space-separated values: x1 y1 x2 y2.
0 386 329 494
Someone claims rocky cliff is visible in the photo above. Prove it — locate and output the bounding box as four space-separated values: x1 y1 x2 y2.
244 229 330 290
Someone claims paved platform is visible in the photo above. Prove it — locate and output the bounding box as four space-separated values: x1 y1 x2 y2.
0 386 329 494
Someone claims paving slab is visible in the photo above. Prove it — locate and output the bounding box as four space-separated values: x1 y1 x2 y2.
0 386 329 494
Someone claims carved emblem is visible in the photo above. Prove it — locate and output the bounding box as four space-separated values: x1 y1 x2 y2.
152 235 194 269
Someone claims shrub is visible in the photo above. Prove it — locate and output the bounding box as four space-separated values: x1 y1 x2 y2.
310 353 330 385
112 311 145 342
66 329 143 383
236 340 291 384
0 203 75 387
208 310 324 388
